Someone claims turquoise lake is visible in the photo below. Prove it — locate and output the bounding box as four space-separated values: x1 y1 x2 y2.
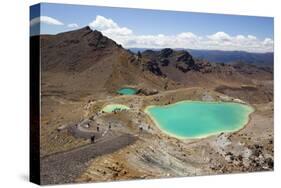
145 101 253 139
117 87 138 95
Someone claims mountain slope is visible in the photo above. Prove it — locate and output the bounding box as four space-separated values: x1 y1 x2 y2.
36 27 171 99
40 26 123 72
141 48 272 88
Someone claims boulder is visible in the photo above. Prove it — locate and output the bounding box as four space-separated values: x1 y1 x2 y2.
139 88 159 96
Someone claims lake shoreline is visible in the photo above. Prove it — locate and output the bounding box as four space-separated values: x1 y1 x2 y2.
144 100 254 140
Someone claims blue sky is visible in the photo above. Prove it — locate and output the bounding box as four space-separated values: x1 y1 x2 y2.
30 3 274 52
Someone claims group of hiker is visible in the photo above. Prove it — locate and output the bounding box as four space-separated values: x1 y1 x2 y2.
90 123 112 143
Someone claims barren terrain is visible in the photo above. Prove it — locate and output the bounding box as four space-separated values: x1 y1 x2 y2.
35 27 273 185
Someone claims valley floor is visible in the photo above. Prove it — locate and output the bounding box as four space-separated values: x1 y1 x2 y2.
40 86 273 185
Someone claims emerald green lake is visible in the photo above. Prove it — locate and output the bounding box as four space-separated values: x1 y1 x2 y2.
102 104 130 113
145 101 253 139
117 87 138 95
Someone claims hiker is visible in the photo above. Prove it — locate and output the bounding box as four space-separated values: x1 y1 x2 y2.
90 135 95 143
97 126 100 132
108 123 111 129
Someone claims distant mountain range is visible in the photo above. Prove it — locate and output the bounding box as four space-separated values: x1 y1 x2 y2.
129 48 273 68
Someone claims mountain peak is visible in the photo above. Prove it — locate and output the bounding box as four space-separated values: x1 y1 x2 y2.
80 26 103 36
39 26 125 72
91 29 103 37
160 48 174 58
80 25 92 31
66 25 92 34
62 26 103 38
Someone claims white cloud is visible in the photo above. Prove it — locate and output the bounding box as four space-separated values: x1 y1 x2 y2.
30 16 64 26
178 32 197 39
89 15 117 30
236 35 245 40
208 32 232 42
113 33 273 53
67 23 79 28
89 15 132 36
248 35 257 40
88 15 273 53
263 38 274 46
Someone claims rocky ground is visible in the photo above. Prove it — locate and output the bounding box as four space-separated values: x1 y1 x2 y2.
41 134 136 185
40 86 273 184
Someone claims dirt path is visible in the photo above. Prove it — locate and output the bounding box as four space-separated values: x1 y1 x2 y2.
40 134 137 185
67 123 101 139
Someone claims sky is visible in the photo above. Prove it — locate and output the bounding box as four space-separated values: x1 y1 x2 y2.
30 3 274 53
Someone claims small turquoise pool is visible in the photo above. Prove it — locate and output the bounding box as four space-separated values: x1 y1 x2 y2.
117 87 138 95
102 104 130 113
145 101 253 139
